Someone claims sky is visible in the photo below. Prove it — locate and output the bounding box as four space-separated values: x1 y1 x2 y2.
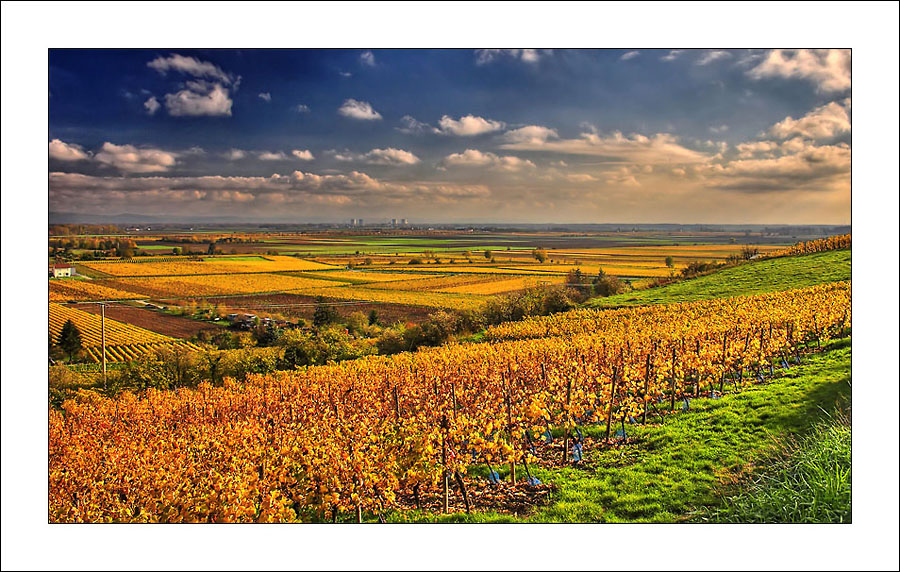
48 48 851 224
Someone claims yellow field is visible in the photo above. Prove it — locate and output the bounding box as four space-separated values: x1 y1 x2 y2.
369 264 548 275
110 273 340 299
299 270 441 283
437 275 566 295
300 286 485 310
49 279 143 302
80 255 336 277
498 264 679 278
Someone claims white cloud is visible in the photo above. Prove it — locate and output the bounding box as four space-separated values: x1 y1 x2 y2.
332 148 420 166
438 114 505 136
295 104 311 113
736 140 780 158
93 142 178 173
339 71 353 78
709 124 728 134
443 149 535 172
604 166 640 186
768 101 851 140
474 49 548 65
147 54 235 84
224 149 247 160
697 51 733 65
292 149 315 161
397 115 439 135
49 139 90 162
360 51 375 66
660 50 684 62
703 142 850 193
503 125 559 145
620 51 640 61
164 81 233 117
565 173 599 183
747 49 851 93
501 131 709 164
143 96 160 115
258 92 272 102
258 151 288 161
338 99 382 120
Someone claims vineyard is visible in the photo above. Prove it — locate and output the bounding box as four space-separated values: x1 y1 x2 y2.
49 303 201 363
49 281 850 522
763 234 851 258
79 255 336 277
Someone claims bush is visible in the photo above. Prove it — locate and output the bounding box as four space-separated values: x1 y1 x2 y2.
592 274 626 297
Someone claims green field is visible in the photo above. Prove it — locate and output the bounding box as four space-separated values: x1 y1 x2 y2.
388 337 851 523
592 249 851 308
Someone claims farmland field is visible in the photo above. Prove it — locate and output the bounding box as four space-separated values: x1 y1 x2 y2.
47 230 854 525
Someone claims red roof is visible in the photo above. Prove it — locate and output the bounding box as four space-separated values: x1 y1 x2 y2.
50 263 74 269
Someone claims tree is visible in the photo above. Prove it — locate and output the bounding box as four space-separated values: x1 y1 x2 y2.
484 249 492 259
368 309 380 326
207 242 218 255
665 256 674 268
115 240 135 259
172 247 183 255
57 319 83 361
532 248 548 263
740 245 760 260
312 297 339 327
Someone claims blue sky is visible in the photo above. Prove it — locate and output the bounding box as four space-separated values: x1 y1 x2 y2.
48 49 851 223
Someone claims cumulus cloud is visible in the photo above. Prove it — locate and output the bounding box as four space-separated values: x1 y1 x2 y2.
709 124 728 134
438 114 505 136
503 125 559 145
768 100 851 140
697 51 733 65
295 104 311 113
338 99 382 120
474 49 547 65
224 149 247 160
93 142 178 173
442 149 535 172
258 151 288 161
49 139 90 162
735 140 780 158
144 96 160 115
660 50 684 62
620 51 640 61
747 49 851 93
332 148 420 166
360 51 375 66
258 92 272 102
292 149 315 161
604 166 640 186
501 130 709 164
147 54 237 117
397 115 439 135
164 81 233 117
703 142 850 193
147 54 235 84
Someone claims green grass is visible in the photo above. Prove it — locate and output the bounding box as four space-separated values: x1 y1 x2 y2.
381 337 851 523
592 249 851 308
703 410 851 523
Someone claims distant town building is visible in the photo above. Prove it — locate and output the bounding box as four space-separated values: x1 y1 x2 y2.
49 263 75 278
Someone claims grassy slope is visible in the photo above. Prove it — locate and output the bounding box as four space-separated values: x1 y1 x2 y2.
591 249 851 308
386 338 851 523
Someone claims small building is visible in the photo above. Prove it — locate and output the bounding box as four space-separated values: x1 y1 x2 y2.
49 263 75 278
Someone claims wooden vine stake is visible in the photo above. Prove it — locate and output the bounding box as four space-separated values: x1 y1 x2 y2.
505 385 517 483
562 375 573 462
642 350 651 424
605 365 619 444
440 414 450 514
669 345 678 411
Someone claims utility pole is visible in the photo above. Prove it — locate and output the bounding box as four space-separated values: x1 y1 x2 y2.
101 303 107 391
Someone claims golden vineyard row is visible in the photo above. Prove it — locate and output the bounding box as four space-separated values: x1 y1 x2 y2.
764 233 851 258
49 282 850 523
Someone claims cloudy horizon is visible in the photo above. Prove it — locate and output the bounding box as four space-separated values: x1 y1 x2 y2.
49 49 851 224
